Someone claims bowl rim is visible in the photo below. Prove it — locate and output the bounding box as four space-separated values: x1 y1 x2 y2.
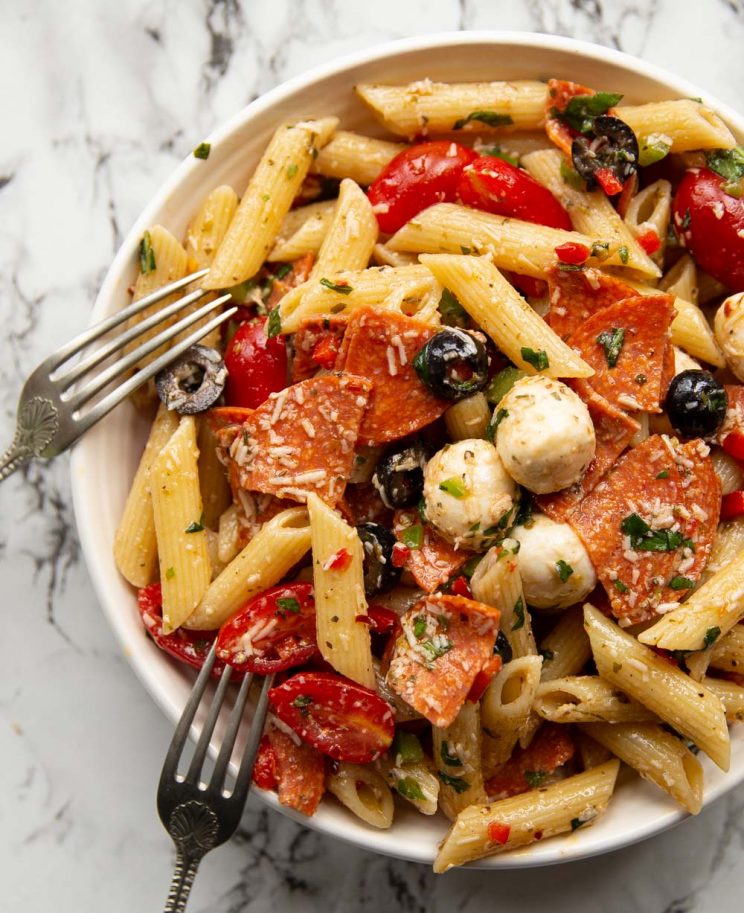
70 29 744 870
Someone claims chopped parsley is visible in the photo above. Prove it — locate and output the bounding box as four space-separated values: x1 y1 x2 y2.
590 240 610 259
286 163 299 179
706 146 744 185
275 263 293 280
266 307 282 338
613 579 629 593
292 695 313 715
139 231 156 274
554 91 623 134
453 110 514 130
460 245 472 255
617 245 629 264
165 566 175 580
438 288 470 328
703 626 721 648
597 327 625 368
439 476 467 498
521 347 550 371
395 777 425 801
413 615 427 639
486 408 509 443
479 145 519 166
440 741 462 767
193 142 211 160
681 209 692 231
524 770 547 788
276 596 301 614
392 731 424 766
515 495 533 528
668 576 694 591
656 470 670 479
555 559 574 583
437 771 470 793
621 513 692 552
319 277 353 295
400 524 424 550
184 513 206 534
511 596 525 631
420 638 453 664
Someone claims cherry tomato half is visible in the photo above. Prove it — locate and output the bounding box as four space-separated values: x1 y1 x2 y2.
269 671 395 763
672 168 744 292
137 584 227 677
368 141 478 234
458 156 573 230
252 735 279 790
224 318 288 409
722 430 744 461
216 583 318 674
721 491 744 521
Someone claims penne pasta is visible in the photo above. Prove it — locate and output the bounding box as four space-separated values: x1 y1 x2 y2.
197 418 232 530
150 416 212 633
312 131 404 184
268 200 336 262
326 763 394 828
204 116 338 289
114 404 180 587
470 542 536 658
309 179 378 278
355 80 548 139
573 730 613 769
710 449 744 497
618 99 736 152
703 518 744 583
444 393 491 441
581 722 704 814
307 493 376 690
534 675 658 724
216 503 242 567
480 656 543 772
710 624 744 673
623 179 672 267
584 603 730 770
537 606 593 682
184 507 311 630
421 253 594 378
371 243 419 268
703 675 744 722
659 253 699 305
432 701 487 821
380 756 440 815
184 185 239 272
434 760 620 872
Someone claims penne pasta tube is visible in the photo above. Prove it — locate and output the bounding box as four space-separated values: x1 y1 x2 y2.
584 604 730 770
326 763 394 828
618 100 736 152
150 416 212 633
638 549 744 652
573 730 613 769
355 80 548 139
703 518 744 583
537 606 593 682
710 449 744 497
432 701 487 821
184 185 239 272
216 503 242 567
444 393 491 441
710 624 744 673
204 116 338 288
434 760 620 872
309 179 378 278
371 243 420 268
697 269 728 305
659 253 699 305
521 149 660 278
184 507 311 630
480 656 543 772
623 179 672 267
114 404 180 586
470 542 536 658
703 675 744 722
534 675 658 724
307 493 376 690
581 722 704 814
277 264 441 333
421 253 594 378
268 200 336 262
379 756 440 815
197 419 232 530
312 131 404 184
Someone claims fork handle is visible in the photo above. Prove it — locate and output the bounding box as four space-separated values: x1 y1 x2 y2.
0 441 32 482
163 851 202 913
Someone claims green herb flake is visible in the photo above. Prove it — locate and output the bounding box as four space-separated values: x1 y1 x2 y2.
555 559 574 583
555 91 623 134
266 307 282 338
184 513 205 534
413 616 427 639
520 347 550 371
292 695 313 715
460 245 471 255
486 408 509 444
319 277 353 295
638 134 672 167
392 731 424 766
590 240 610 259
420 637 454 664
597 327 625 368
524 770 547 788
437 771 470 793
438 288 470 328
165 566 176 580
261 192 271 202
193 142 211 160
400 524 424 550
440 741 462 767
620 512 691 552
617 245 629 265
613 579 629 593
570 817 585 832
395 777 425 801
286 163 299 179
439 476 467 498
515 495 533 528
560 158 586 190
668 576 694 591
656 469 670 479
706 146 744 183
511 596 525 631
139 231 156 274
703 626 721 648
479 145 519 166
277 596 301 614
539 648 555 662
453 110 514 130
275 263 292 280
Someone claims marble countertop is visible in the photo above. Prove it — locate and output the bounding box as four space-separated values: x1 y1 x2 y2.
3 1 744 911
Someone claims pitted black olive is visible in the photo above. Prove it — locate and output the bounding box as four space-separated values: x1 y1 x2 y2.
413 328 488 400
571 115 639 192
372 442 429 509
357 523 401 596
493 630 513 665
664 370 727 438
155 344 227 414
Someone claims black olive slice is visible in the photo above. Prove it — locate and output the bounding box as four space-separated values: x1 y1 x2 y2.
357 523 401 596
155 344 227 414
372 442 429 509
413 328 488 401
571 114 639 191
664 369 727 439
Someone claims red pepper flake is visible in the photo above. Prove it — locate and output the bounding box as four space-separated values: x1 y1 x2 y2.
723 431 744 462
721 491 744 521
534 830 544 841
311 334 340 369
637 227 661 255
391 542 410 568
450 575 472 598
355 614 373 625
594 167 624 196
555 241 590 265
324 547 352 571
488 821 511 845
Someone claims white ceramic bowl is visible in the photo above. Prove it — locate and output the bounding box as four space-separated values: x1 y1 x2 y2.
71 31 744 868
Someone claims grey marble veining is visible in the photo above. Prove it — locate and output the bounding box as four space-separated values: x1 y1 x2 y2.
2 1 744 911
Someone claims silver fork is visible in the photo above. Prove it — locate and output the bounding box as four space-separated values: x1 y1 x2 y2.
158 644 274 912
0 268 237 481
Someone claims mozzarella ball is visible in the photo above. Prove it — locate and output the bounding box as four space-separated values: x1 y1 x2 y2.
423 439 517 550
512 513 596 610
714 292 744 381
496 375 595 494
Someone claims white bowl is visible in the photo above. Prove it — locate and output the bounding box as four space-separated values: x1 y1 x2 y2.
70 31 744 868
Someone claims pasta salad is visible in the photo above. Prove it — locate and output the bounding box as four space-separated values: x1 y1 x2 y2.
114 76 744 872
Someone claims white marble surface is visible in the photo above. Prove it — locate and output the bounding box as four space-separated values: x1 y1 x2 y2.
3 1 744 911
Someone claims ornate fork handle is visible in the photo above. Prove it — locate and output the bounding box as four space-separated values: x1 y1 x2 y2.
163 800 219 913
0 440 32 482
0 396 59 482
163 850 203 913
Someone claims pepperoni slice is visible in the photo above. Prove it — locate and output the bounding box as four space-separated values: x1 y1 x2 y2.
485 724 576 799
393 509 468 592
291 316 347 382
266 726 326 816
545 266 638 340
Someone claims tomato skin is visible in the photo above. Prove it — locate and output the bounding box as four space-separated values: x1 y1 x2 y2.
723 431 744 461
252 735 279 790
672 168 744 292
637 227 661 255
555 241 590 265
467 654 502 703
488 821 511 845
224 319 288 409
721 491 744 521
365 604 400 636
450 575 473 598
269 671 395 763
368 141 478 234
216 583 318 674
458 157 572 230
594 167 623 196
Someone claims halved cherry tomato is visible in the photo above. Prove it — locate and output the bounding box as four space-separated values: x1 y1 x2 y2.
672 168 744 292
252 735 279 790
721 491 744 521
450 575 473 598
269 671 395 762
224 318 288 409
723 430 744 461
206 405 254 433
366 604 400 636
488 821 512 845
216 583 317 674
467 654 502 703
368 141 478 234
637 227 661 255
137 584 227 677
458 156 572 230
554 241 590 265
